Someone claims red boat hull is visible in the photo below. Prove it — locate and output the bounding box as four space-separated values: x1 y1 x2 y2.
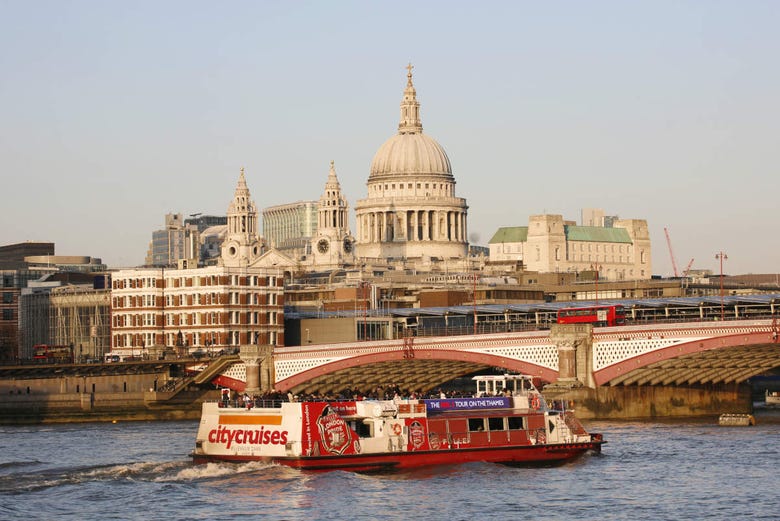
192 439 603 472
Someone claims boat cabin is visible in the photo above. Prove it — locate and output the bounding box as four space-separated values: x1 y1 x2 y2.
473 374 538 397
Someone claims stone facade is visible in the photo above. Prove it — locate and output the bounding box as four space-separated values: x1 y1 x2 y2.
489 213 652 281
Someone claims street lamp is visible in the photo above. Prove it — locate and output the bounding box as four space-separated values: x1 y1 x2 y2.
715 252 728 320
472 272 478 335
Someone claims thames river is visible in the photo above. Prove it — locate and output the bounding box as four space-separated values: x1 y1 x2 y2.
1 408 778 521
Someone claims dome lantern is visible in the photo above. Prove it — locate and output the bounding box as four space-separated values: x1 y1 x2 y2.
398 63 422 135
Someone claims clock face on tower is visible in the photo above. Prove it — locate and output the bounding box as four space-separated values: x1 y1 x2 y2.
317 238 330 254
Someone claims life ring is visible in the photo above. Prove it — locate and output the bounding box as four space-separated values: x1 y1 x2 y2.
530 395 540 410
392 423 403 436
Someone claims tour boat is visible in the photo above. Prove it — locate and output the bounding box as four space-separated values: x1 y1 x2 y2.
192 375 605 472
766 390 780 406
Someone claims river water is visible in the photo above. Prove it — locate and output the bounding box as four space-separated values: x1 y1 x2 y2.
1 408 778 521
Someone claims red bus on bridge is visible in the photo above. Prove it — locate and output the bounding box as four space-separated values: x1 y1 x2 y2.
556 305 626 327
32 344 74 364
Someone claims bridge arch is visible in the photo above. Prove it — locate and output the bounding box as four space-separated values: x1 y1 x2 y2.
275 348 558 394
595 329 780 386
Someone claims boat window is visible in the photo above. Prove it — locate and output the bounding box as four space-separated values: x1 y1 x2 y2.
548 420 556 433
508 417 525 430
349 420 372 438
468 418 485 432
488 417 505 431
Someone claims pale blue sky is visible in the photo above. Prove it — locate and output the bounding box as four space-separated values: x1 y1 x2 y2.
1 1 778 275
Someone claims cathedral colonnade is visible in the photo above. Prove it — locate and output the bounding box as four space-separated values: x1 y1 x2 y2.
358 209 467 243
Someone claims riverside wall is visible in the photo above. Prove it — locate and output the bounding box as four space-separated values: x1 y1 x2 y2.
0 370 215 424
0 372 753 424
0 391 207 424
544 382 754 420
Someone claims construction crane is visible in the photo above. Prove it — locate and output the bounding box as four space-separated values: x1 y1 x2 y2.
682 258 694 278
664 227 680 277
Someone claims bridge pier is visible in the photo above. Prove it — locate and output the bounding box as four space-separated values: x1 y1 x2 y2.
239 344 274 395
547 324 594 390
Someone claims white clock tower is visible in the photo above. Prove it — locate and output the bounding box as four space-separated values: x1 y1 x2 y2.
221 167 263 267
312 161 354 268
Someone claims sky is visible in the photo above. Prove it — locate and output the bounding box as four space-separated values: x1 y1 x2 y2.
1 1 778 276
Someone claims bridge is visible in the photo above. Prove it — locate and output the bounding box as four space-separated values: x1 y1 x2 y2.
271 319 780 392
237 317 780 418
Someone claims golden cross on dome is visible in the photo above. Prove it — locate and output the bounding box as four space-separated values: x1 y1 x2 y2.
406 62 414 77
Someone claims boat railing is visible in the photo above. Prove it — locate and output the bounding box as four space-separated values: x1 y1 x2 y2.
216 399 286 409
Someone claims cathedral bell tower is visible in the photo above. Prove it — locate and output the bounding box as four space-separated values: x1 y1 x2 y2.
312 161 354 268
221 167 263 267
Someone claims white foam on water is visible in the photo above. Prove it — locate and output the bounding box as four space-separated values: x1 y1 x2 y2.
166 460 275 482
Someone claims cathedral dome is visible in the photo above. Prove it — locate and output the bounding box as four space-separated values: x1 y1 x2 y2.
355 65 469 262
368 65 453 181
369 132 452 179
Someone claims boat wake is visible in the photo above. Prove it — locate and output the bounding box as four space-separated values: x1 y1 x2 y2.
0 458 283 494
162 460 277 482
